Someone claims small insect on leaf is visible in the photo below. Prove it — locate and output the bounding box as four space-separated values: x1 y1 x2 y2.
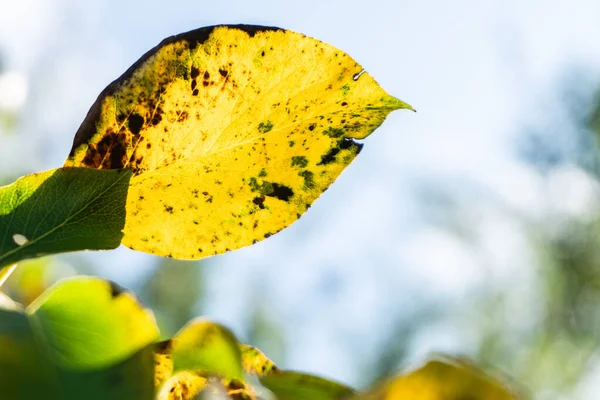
12 234 28 246
65 25 412 260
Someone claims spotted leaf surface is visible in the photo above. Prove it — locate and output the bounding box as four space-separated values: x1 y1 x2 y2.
240 344 280 377
154 321 256 400
65 25 411 259
170 318 243 380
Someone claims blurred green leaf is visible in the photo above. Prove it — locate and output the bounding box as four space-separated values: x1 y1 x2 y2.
171 318 243 380
0 304 56 398
0 168 131 270
155 322 258 400
2 257 77 306
261 371 355 400
58 345 155 400
0 276 158 400
29 276 159 369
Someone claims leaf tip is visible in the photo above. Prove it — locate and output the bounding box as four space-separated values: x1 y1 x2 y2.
390 96 416 113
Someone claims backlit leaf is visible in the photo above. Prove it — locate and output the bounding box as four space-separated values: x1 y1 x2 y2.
0 277 158 399
28 276 159 369
154 340 175 389
358 358 519 400
157 370 208 400
65 25 411 259
0 168 131 270
240 343 280 376
261 371 355 400
170 318 243 380
155 322 258 399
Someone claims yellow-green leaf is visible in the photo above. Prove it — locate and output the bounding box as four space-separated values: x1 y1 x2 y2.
28 276 159 369
65 25 411 259
155 340 175 389
240 343 280 376
261 371 355 400
156 371 208 400
0 277 158 399
358 358 519 400
170 318 243 380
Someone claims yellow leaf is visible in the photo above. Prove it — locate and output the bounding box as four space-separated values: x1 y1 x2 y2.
240 344 280 376
65 25 411 259
156 371 207 400
154 340 174 389
361 358 519 400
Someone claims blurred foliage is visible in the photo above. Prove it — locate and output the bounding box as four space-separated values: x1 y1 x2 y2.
141 259 205 338
1 257 78 306
360 357 518 400
246 301 286 367
0 277 158 399
0 276 519 399
373 72 600 399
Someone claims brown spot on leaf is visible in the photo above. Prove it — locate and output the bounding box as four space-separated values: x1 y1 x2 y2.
177 111 189 122
318 147 340 165
268 183 294 201
253 196 266 209
108 281 125 298
191 66 200 79
94 131 128 169
128 114 144 135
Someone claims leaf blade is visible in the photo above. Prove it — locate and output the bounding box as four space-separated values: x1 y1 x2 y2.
0 168 131 269
357 358 519 400
65 25 410 259
0 277 158 399
27 276 159 370
261 371 355 400
170 318 243 380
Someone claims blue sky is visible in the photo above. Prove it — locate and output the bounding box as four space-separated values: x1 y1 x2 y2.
2 0 600 396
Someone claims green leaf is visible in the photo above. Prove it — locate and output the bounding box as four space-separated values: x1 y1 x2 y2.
58 346 155 400
28 276 159 369
0 277 158 400
170 318 243 380
0 305 57 398
0 167 132 269
260 371 355 400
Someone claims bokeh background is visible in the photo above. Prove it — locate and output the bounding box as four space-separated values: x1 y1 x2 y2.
2 1 600 398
